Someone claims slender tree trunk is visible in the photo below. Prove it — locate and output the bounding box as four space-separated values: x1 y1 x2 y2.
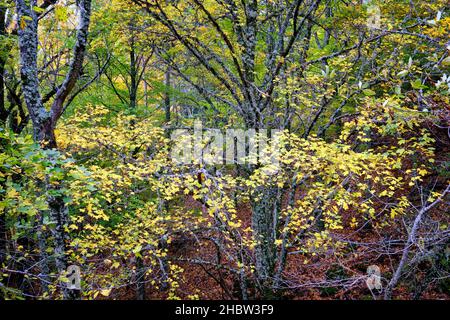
36 214 50 294
0 6 7 124
135 254 146 300
251 186 278 298
164 66 171 123
15 0 92 299
14 1 59 295
0 10 6 292
144 81 148 108
129 41 138 110
0 175 6 297
47 177 74 298
384 210 423 300
240 1 280 297
384 185 450 299
0 201 5 263
127 30 148 300
15 0 55 145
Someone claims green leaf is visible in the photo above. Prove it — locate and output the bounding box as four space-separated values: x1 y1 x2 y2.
397 70 409 78
411 79 427 90
33 6 45 14
441 57 450 67
363 89 376 96
133 245 143 254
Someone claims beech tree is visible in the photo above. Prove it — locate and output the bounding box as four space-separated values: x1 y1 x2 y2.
129 0 450 296
13 0 92 298
0 0 449 300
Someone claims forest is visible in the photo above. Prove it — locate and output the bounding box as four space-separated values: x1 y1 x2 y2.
0 0 449 300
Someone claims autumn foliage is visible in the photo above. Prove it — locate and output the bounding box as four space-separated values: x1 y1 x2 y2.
0 0 449 300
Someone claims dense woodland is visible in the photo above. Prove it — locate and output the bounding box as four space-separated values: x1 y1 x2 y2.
0 0 449 300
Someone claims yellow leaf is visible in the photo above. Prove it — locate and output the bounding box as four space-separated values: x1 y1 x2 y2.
100 288 111 297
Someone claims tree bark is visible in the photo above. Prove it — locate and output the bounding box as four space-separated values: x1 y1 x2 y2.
0 5 7 123
129 37 138 110
0 176 6 298
384 185 450 300
135 254 146 300
0 7 7 280
50 0 92 125
164 66 171 123
251 186 278 297
15 0 50 144
15 0 92 299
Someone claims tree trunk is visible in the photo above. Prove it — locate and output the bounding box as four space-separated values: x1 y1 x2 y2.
36 214 50 294
164 66 171 123
251 186 278 298
0 25 6 294
15 0 92 299
0 178 6 297
384 185 450 300
129 39 138 110
135 254 146 300
0 5 7 124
